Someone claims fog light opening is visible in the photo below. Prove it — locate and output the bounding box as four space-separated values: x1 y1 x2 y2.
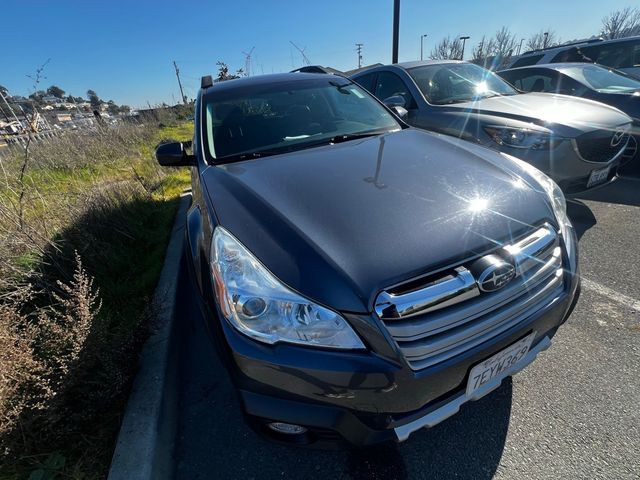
267 422 308 435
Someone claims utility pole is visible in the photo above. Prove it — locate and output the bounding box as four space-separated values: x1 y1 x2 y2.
543 32 549 48
172 61 187 105
518 38 525 55
420 34 427 61
356 43 363 68
460 36 470 61
392 0 400 63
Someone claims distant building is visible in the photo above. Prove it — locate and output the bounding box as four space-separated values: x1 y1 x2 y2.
42 95 61 104
56 112 72 123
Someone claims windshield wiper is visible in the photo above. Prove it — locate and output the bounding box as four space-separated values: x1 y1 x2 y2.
329 131 389 143
215 150 284 163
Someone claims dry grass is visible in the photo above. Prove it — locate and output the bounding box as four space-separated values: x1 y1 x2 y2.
0 115 192 479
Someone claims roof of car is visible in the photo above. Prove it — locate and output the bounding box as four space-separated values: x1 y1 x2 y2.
499 62 605 73
201 72 345 94
396 59 465 69
351 59 465 76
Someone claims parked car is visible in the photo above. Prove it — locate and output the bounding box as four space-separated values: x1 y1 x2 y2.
498 63 640 173
350 60 633 194
506 36 640 79
156 72 580 446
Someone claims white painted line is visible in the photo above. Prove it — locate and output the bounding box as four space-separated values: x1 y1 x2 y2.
581 278 640 313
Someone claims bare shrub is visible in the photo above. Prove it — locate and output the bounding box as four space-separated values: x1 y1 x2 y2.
0 254 102 455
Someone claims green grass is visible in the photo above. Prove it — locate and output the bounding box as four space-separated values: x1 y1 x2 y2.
0 121 193 479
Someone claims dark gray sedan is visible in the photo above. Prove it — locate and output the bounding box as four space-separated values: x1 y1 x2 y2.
351 60 633 194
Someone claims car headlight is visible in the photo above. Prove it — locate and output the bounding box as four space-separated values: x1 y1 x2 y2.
484 126 560 150
500 153 574 256
210 227 365 350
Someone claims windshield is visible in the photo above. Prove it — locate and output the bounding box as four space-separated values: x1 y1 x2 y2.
408 63 518 105
557 64 640 94
204 77 400 161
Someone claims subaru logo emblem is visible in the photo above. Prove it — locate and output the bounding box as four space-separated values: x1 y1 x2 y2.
470 254 516 293
610 129 626 147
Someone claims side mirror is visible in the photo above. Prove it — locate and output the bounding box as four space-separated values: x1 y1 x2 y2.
391 106 408 120
382 95 407 109
155 141 196 167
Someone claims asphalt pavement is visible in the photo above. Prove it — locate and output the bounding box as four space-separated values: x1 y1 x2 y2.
173 177 640 480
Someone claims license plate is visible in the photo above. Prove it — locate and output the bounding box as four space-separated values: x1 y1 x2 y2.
587 166 611 188
466 333 535 397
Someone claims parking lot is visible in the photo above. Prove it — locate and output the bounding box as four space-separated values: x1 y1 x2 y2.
173 176 639 480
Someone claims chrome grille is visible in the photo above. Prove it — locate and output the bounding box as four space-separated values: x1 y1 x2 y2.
375 225 564 370
573 129 629 163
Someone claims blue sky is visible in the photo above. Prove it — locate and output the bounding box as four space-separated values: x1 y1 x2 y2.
2 0 633 107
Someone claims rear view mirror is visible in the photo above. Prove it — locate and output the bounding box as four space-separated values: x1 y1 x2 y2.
155 141 196 167
383 95 407 109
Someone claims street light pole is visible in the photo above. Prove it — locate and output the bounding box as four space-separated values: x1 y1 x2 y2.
543 32 549 49
460 36 470 61
518 38 525 55
420 34 428 60
392 0 400 63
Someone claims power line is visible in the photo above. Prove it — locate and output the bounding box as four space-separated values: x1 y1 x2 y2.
172 60 187 105
355 43 363 68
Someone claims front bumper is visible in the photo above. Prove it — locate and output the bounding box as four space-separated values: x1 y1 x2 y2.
493 139 624 195
202 228 580 446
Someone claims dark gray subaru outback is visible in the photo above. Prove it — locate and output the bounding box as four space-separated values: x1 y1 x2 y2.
157 73 580 446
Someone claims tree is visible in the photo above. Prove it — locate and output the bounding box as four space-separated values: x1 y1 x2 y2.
429 36 463 60
46 85 65 98
601 7 640 39
119 105 131 114
0 85 8 95
87 89 101 109
216 61 244 81
471 36 496 65
470 27 517 68
526 30 560 51
28 90 46 105
106 100 120 115
493 27 518 61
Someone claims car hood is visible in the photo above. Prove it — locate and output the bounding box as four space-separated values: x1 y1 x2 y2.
448 92 632 133
202 129 555 313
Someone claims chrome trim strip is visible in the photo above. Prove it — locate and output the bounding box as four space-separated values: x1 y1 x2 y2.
385 259 559 341
503 225 556 273
376 225 556 322
401 276 561 365
394 336 552 442
375 267 479 320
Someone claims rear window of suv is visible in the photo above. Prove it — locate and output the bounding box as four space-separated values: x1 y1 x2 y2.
511 54 545 68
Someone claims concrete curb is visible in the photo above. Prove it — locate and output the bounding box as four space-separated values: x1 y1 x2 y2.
108 193 191 480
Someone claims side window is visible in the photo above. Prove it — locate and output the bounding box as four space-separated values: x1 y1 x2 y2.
517 73 556 92
353 73 376 93
375 72 417 109
498 72 520 88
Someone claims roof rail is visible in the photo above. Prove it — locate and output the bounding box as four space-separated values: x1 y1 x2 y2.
522 37 603 55
201 75 213 89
